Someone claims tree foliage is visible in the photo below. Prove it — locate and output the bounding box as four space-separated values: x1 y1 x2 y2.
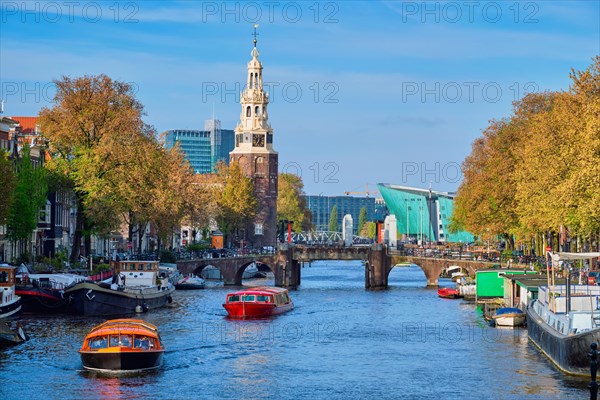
328 205 339 232
277 173 311 232
38 74 193 258
6 145 48 241
0 150 16 225
360 221 376 239
215 161 257 240
357 206 368 234
451 56 600 251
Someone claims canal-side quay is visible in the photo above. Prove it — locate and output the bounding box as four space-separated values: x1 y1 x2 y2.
0 262 590 400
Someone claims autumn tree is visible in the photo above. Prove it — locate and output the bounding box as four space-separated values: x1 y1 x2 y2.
39 75 146 261
451 56 600 253
360 221 376 239
0 150 16 225
181 169 220 244
277 173 312 232
328 205 339 232
215 161 257 245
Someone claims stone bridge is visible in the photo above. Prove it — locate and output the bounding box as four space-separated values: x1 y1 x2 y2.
177 245 391 289
176 246 501 289
391 254 500 286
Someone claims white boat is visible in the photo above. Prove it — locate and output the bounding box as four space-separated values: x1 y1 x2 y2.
492 308 526 327
527 251 600 376
175 274 206 290
0 264 21 319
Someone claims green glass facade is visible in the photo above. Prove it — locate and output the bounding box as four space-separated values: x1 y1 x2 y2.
377 183 474 243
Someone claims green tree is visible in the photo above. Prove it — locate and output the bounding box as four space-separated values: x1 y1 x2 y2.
277 173 311 232
328 205 338 232
0 150 16 225
357 206 367 234
7 145 48 242
215 161 257 244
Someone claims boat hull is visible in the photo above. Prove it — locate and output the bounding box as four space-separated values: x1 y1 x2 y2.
493 313 526 327
175 283 205 290
0 298 22 319
80 350 164 371
437 288 461 299
527 303 600 376
65 283 174 316
223 302 294 318
16 286 69 313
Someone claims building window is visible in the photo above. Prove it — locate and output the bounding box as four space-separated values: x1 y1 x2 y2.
255 106 260 116
254 223 263 235
246 106 251 117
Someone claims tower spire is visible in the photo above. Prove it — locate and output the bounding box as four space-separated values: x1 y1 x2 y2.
252 24 259 48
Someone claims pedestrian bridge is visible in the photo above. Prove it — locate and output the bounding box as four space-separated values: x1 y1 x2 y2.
176 245 498 289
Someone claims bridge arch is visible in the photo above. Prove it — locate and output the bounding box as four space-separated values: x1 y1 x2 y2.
234 261 276 284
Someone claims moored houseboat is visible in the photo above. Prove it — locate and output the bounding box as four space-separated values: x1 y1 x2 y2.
527 252 600 376
65 260 174 316
79 319 164 371
0 264 22 318
223 287 294 318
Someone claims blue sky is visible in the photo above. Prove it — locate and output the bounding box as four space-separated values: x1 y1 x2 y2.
1 1 599 195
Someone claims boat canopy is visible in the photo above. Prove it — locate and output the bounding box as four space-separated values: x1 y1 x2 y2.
553 252 600 261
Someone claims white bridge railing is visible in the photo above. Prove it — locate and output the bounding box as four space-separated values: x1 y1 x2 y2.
289 231 373 246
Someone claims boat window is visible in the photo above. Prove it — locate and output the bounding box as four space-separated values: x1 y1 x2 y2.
138 264 144 271
0 271 8 283
134 336 151 349
146 264 153 270
110 335 120 347
130 264 136 271
228 295 240 302
89 336 107 349
256 295 269 302
242 295 256 302
120 335 132 347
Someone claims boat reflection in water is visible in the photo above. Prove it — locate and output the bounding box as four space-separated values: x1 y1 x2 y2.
79 319 164 372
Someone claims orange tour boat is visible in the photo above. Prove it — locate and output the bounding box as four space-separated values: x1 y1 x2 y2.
223 287 294 318
79 319 164 372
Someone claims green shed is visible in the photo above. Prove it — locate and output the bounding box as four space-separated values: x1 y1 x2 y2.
476 269 538 300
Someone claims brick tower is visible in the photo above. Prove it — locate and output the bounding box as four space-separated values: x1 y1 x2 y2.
229 30 278 248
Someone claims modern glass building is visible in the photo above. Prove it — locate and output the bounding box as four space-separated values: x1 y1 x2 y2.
164 119 234 174
303 195 388 234
377 183 474 243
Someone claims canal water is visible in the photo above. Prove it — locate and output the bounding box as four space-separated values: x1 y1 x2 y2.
0 262 589 399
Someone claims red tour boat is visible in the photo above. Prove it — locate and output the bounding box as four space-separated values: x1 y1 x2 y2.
223 287 294 318
437 288 461 299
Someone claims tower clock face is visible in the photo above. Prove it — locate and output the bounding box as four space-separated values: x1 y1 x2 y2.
252 134 265 147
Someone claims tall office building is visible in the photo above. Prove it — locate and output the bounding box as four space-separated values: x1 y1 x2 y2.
303 195 388 234
164 119 234 174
